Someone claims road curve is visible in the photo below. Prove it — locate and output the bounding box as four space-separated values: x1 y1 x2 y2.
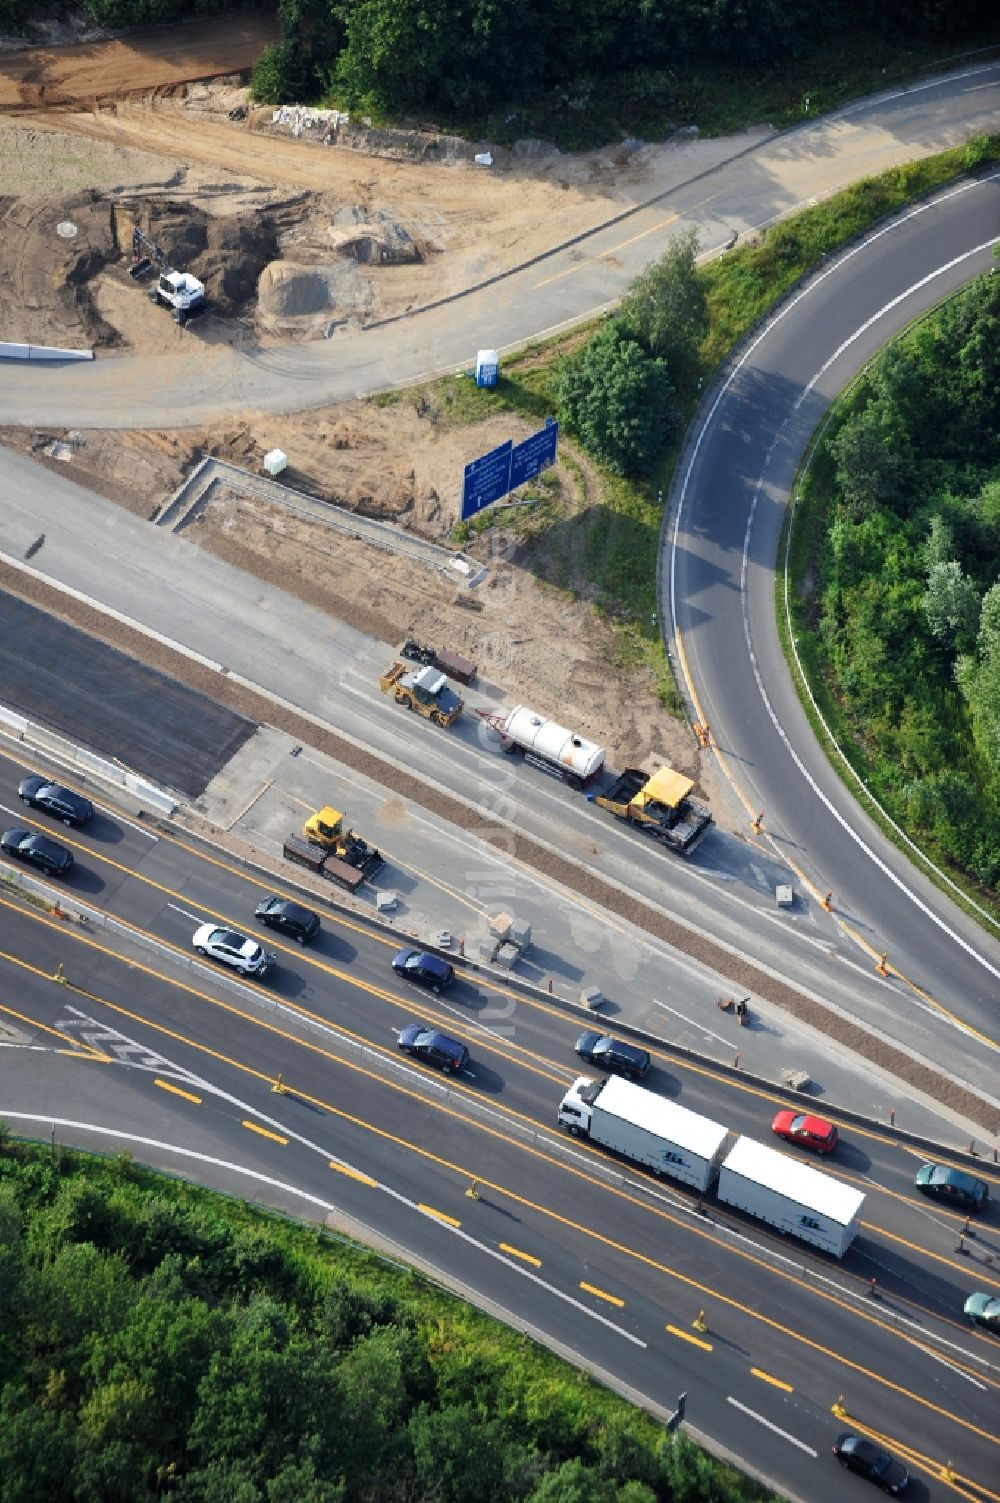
0 62 999 425
668 170 1000 1041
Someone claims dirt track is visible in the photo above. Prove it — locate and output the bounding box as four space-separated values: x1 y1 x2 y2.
0 10 277 109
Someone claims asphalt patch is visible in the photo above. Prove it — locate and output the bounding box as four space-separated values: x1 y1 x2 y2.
0 593 255 797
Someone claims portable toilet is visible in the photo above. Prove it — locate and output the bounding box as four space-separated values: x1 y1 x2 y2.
475 349 499 388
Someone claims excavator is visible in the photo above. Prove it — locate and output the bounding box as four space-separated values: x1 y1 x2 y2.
128 225 206 326
302 806 384 879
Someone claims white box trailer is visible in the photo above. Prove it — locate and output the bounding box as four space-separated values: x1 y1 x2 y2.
557 1075 729 1193
717 1136 864 1258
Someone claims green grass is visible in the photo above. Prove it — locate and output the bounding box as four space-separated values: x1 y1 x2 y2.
371 136 1000 723
700 135 1000 364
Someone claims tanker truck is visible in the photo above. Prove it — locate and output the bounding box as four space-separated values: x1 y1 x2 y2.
476 705 605 788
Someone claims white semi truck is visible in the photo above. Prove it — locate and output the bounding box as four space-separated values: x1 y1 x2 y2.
717 1136 865 1258
557 1075 729 1193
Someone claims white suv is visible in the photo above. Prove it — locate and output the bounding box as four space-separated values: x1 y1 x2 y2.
192 924 275 978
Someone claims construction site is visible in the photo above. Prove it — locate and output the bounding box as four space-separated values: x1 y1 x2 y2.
0 16 733 796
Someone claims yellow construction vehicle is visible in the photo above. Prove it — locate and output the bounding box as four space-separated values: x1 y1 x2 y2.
378 662 464 727
302 806 384 879
593 766 713 855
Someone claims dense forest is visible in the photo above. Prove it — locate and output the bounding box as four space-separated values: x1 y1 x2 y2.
2 2 997 147
0 1137 777 1503
794 270 1000 896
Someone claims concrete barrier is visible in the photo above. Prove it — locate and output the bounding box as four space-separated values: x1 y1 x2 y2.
0 341 93 362
0 699 176 815
0 706 28 735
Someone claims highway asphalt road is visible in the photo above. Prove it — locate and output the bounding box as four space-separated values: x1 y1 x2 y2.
0 591 254 795
2 792 998 1502
1 519 997 1117
668 169 1000 1040
0 62 998 427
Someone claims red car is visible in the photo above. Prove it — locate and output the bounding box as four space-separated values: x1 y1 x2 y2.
771 1110 838 1154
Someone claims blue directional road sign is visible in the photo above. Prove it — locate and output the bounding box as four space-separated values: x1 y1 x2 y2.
461 439 513 520
510 417 558 489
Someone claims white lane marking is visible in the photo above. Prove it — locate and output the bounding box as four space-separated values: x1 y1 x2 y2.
1 1109 644 1349
166 902 202 922
105 808 156 839
725 1397 817 1456
917 1346 987 1389
382 1182 646 1347
670 194 1000 984
653 998 734 1048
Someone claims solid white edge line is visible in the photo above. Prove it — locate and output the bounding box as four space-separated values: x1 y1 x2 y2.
726 1396 818 1456
669 186 1000 985
1 1109 646 1349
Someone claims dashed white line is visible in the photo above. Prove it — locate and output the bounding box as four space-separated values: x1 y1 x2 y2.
725 1397 817 1456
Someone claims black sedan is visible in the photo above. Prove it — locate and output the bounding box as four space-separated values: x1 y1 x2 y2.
254 896 320 945
832 1434 908 1494
575 1031 651 1080
2 827 74 877
18 776 93 827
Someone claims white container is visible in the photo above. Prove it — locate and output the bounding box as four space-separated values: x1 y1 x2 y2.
475 349 499 388
263 448 288 476
558 1075 729 1193
503 705 605 782
717 1136 864 1258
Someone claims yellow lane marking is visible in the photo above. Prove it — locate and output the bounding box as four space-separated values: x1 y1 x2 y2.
580 1281 624 1308
385 851 487 917
242 1121 288 1145
420 1204 461 1228
331 1162 377 1187
838 1411 1000 1503
500 1243 541 1268
533 213 679 288
0 959 108 1055
60 1049 114 1061
0 893 568 1097
751 1368 793 1392
7 823 987 1185
155 1078 201 1104
4 903 999 1321
19 961 999 1441
666 1324 713 1351
668 644 999 1046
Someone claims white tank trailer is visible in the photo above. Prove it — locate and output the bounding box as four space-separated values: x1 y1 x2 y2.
501 706 605 786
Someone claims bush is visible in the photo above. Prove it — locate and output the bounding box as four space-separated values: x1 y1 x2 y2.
556 322 673 477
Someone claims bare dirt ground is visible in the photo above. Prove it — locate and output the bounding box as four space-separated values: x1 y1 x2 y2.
0 22 721 799
0 10 276 107
0 399 700 783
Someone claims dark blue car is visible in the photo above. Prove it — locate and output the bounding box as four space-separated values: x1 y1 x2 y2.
392 948 455 993
397 1024 469 1073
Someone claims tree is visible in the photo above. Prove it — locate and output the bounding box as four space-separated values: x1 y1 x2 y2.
556 322 672 476
923 513 955 570
922 560 980 651
408 1402 512 1503
618 228 706 384
828 403 906 515
978 581 1000 656
527 1458 617 1503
